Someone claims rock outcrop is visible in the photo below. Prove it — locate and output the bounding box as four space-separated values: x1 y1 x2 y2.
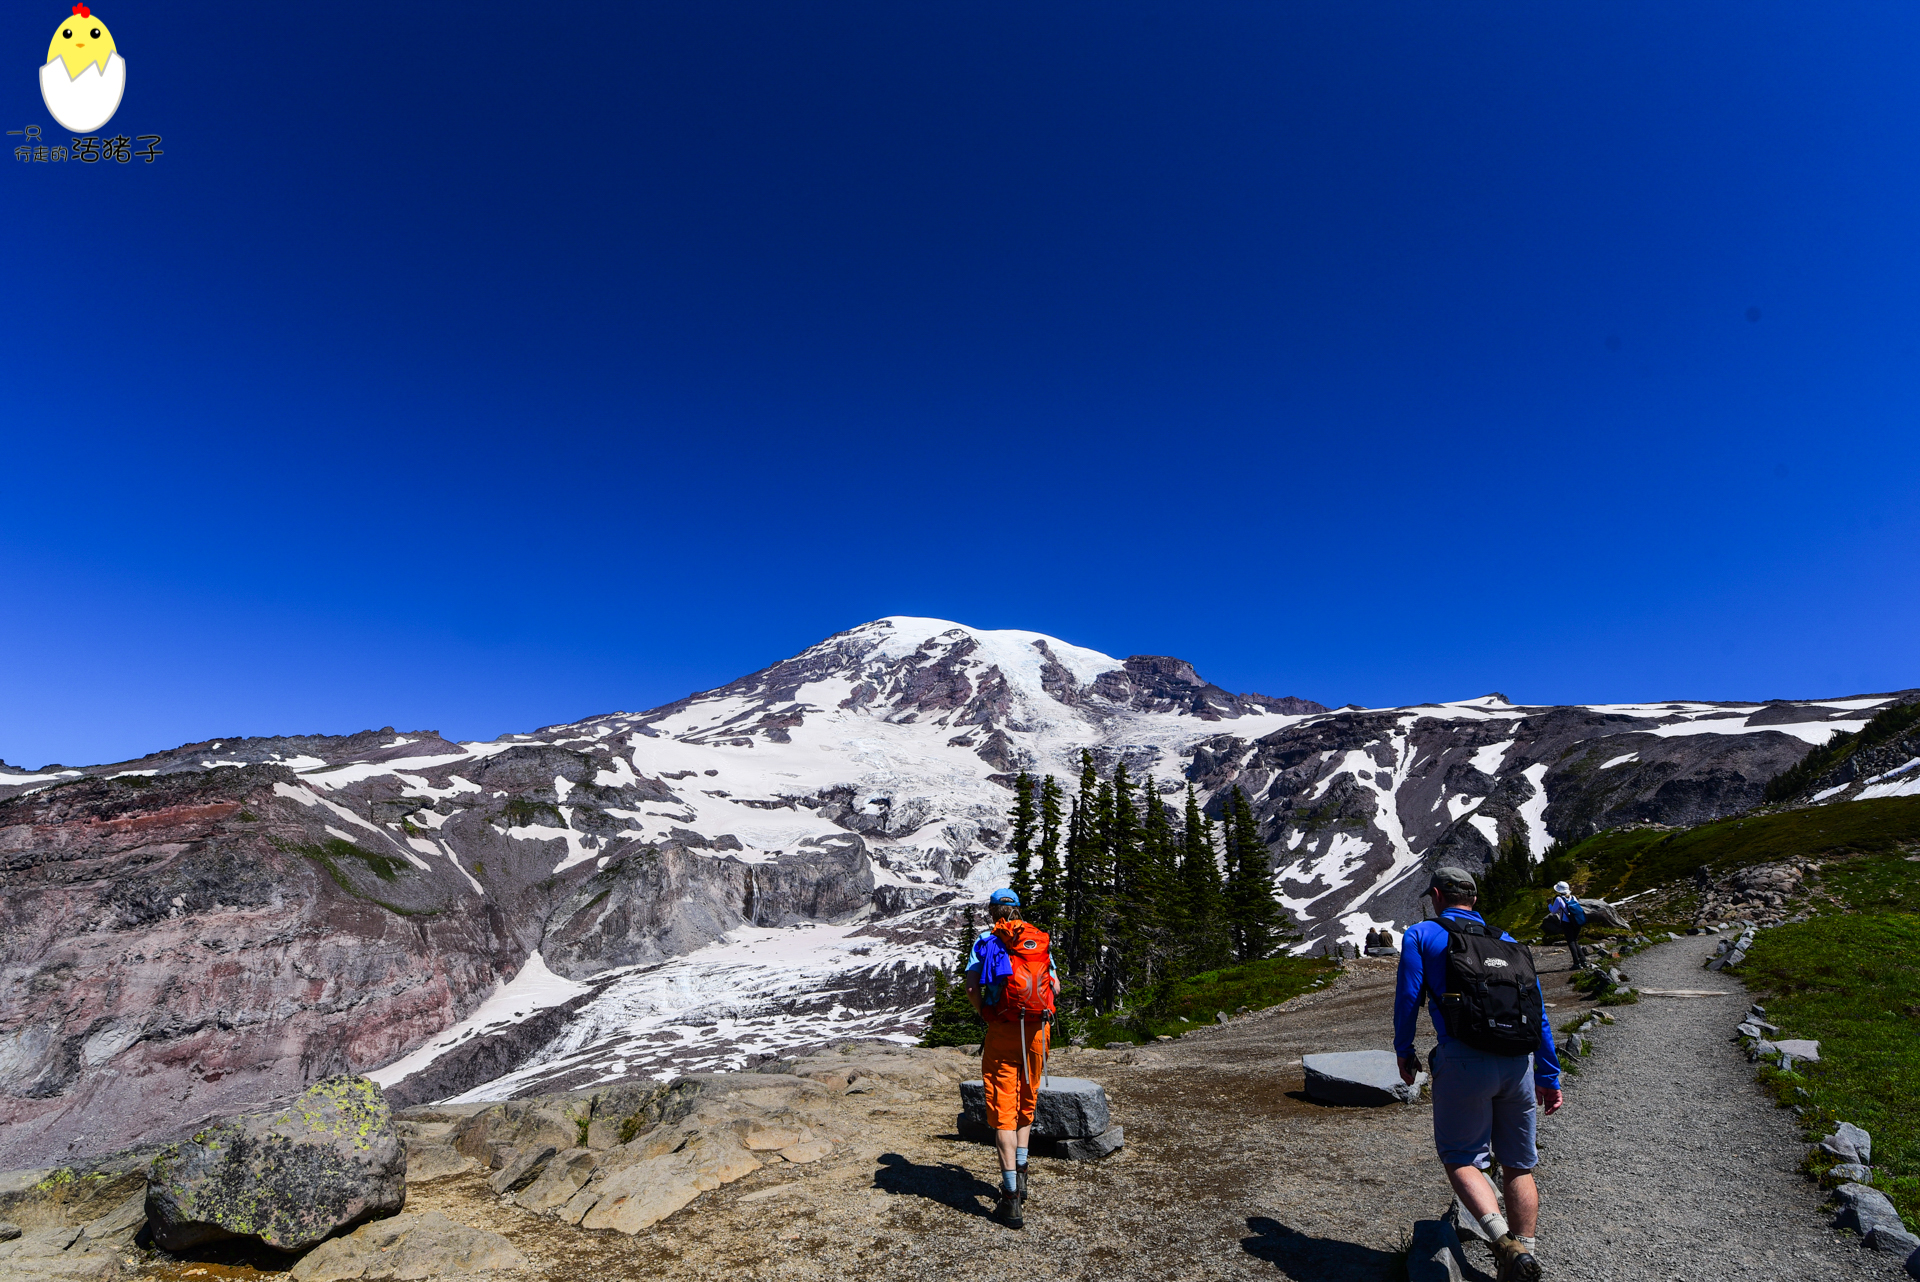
287 1211 526 1281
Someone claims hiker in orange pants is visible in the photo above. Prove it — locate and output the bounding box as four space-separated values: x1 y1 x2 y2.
965 888 1058 1229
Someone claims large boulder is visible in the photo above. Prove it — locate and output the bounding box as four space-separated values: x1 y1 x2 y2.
145 1075 406 1253
287 1211 525 1281
957 1077 1110 1139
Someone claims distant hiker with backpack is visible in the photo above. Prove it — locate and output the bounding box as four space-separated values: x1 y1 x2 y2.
1396 867 1563 1282
964 888 1058 1229
1547 881 1588 971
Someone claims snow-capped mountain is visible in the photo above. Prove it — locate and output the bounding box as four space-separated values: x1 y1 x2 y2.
1 616 1910 1166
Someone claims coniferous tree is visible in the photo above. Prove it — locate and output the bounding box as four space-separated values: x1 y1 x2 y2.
1224 786 1286 962
1136 783 1179 985
1033 775 1065 929
1108 763 1148 999
1088 774 1119 1008
1008 772 1038 906
919 905 985 1047
1179 786 1231 974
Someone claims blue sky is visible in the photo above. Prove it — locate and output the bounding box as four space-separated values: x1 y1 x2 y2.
4 1 1917 768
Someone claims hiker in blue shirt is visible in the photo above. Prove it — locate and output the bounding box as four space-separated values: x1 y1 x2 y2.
1395 866 1563 1282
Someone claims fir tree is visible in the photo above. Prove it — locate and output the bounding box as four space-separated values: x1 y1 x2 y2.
1008 771 1037 905
1109 763 1148 999
919 905 985 1047
1224 786 1286 962
1136 782 1179 985
1033 774 1065 928
1179 785 1230 974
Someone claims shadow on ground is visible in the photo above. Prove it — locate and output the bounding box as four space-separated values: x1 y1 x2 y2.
1240 1216 1404 1281
871 1152 998 1218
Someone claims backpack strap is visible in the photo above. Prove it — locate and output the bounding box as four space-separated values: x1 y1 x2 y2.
1424 914 1490 1004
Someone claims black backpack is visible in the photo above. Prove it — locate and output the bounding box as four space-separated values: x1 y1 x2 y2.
1427 915 1541 1057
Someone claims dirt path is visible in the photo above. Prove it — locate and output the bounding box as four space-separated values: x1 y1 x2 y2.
1533 937 1905 1282
139 944 1901 1281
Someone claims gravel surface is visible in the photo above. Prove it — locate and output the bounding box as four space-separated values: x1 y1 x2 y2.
1530 935 1909 1282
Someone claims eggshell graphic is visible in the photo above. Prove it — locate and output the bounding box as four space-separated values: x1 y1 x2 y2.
40 52 124 132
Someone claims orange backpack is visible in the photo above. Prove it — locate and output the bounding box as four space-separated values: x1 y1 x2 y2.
991 921 1055 1021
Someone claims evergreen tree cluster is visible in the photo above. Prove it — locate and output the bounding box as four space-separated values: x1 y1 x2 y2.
1009 755 1294 1017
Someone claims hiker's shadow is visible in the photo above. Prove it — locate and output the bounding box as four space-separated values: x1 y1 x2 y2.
1241 1216 1404 1281
872 1152 998 1218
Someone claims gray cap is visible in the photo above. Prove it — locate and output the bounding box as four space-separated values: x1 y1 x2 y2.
1430 866 1478 895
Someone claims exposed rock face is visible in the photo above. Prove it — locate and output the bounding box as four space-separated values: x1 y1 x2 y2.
541 835 875 980
145 1075 406 1253
0 767 532 1171
1189 693 1909 946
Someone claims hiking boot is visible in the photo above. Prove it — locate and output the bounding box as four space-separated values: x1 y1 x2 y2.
994 1190 1024 1229
1016 1164 1028 1202
1492 1234 1541 1282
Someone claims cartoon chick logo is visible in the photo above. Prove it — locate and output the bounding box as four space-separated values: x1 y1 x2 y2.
40 4 124 133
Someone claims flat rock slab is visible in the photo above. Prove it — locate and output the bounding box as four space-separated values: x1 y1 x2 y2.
1303 1050 1424 1106
288 1211 526 1281
1775 1038 1821 1063
958 1077 1110 1140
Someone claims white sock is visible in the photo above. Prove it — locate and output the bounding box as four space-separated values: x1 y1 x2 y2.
1519 1236 1537 1252
1479 1212 1511 1241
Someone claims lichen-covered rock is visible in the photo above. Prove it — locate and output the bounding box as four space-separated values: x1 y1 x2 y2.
286 1211 525 1281
145 1075 406 1252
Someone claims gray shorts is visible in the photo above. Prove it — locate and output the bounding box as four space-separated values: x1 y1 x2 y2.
1429 1040 1538 1170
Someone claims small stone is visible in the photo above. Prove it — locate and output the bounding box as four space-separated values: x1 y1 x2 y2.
778 1139 832 1164
1724 948 1747 966
1737 1022 1763 1039
1867 1226 1920 1255
1827 1163 1873 1185
1155 1035 1174 1041
743 1125 805 1152
1215 1011 1230 1024
0 1221 20 1241
1104 1041 1132 1050
1234 1005 1251 1016
1830 1122 1874 1164
1834 1182 1907 1241
1775 1038 1820 1062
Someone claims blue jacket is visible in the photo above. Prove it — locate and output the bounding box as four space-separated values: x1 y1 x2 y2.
1393 908 1561 1088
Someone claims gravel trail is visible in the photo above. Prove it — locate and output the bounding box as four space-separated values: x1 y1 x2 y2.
1532 936 1906 1282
